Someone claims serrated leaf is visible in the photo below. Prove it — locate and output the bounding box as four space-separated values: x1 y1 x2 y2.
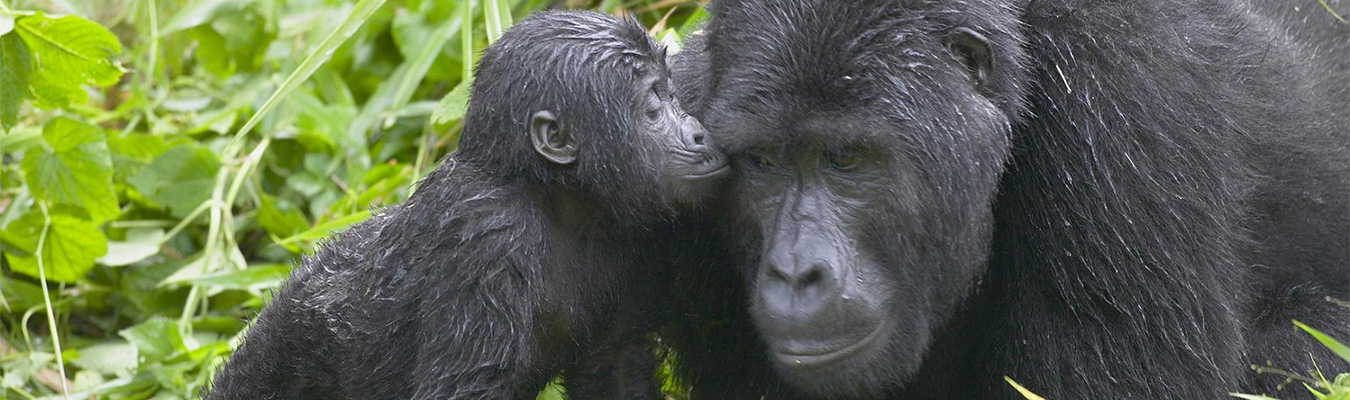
431 77 471 125
1294 320 1350 364
186 264 291 291
127 144 222 218
15 12 123 86
21 117 120 222
0 34 32 131
98 228 164 266
2 209 108 282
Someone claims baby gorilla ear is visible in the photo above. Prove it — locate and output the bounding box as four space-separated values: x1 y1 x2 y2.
530 110 578 165
943 27 994 96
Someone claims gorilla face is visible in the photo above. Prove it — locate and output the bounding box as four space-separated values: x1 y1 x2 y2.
699 1 1025 396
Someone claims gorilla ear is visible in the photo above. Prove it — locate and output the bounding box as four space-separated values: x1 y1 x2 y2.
530 110 578 165
944 27 994 96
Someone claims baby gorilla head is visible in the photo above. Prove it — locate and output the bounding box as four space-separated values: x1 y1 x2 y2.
457 11 727 221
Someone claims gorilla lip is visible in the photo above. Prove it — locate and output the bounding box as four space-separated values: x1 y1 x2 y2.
771 318 888 368
683 163 730 180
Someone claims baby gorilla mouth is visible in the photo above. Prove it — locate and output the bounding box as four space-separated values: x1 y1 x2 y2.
674 148 729 180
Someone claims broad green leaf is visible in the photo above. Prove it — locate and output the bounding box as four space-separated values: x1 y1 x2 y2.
14 12 124 108
21 117 120 222
1005 377 1048 400
70 340 138 375
119 318 187 366
98 228 165 267
0 33 32 131
2 209 108 282
1294 320 1350 363
127 144 222 218
431 77 471 125
257 194 309 238
186 264 292 291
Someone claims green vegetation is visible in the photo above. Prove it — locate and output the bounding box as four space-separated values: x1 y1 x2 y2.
0 1 703 398
1 1 1344 399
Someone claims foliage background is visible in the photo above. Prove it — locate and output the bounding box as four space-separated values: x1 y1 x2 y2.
0 0 703 398
0 0 1345 399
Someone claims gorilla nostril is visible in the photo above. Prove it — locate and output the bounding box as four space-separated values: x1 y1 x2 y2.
693 132 705 145
799 268 824 289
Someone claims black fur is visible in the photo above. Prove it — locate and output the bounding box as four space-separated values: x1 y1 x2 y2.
203 11 725 400
668 0 1350 399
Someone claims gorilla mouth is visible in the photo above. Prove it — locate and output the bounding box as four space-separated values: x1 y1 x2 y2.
771 318 888 369
684 163 730 179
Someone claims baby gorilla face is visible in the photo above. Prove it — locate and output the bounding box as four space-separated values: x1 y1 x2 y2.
634 67 729 207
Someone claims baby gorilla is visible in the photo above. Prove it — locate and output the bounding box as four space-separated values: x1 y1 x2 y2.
202 11 727 400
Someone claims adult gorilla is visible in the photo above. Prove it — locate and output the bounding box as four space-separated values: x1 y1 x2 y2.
668 0 1350 398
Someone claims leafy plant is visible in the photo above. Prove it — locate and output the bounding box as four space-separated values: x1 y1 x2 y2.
0 0 706 398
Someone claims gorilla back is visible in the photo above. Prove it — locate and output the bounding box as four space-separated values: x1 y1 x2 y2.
671 0 1349 398
203 11 727 400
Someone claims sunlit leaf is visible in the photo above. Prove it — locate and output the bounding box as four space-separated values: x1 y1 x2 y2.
14 12 123 108
98 228 165 267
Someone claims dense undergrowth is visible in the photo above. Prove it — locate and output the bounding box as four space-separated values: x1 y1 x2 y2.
0 0 701 398
0 1 1343 399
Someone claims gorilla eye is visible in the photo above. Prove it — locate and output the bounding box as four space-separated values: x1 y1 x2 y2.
751 152 780 169
830 153 862 171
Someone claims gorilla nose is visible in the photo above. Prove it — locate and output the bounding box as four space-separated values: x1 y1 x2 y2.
761 259 841 315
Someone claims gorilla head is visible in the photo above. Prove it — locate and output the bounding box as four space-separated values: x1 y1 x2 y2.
458 11 728 223
698 0 1028 396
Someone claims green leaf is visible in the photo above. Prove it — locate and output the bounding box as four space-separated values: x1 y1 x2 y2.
1294 320 1350 364
273 209 371 247
0 33 32 131
14 12 124 108
1230 394 1282 400
118 318 187 366
186 264 292 291
98 228 165 266
257 194 309 238
431 77 471 125
1005 377 1048 400
1 209 108 282
70 340 138 375
127 144 223 218
21 117 120 222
